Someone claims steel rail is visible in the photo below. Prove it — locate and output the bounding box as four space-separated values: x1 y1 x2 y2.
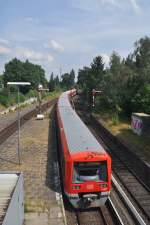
90 114 150 190
75 108 149 225
107 197 124 225
0 98 57 145
112 175 147 225
76 200 124 225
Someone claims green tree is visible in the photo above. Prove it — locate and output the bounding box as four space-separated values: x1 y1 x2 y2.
109 52 122 75
91 55 104 75
54 75 60 86
0 75 4 90
77 66 93 101
134 36 150 69
61 69 75 89
77 37 150 116
3 58 47 93
131 84 150 114
61 73 71 89
49 73 55 92
77 56 105 104
70 69 75 86
53 75 60 90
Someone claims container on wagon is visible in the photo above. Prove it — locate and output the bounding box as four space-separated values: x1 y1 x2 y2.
0 173 24 225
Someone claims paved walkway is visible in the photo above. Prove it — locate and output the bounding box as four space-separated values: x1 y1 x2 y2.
0 108 66 225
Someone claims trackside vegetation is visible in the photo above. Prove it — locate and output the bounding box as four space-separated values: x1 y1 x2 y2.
0 58 75 108
0 36 149 159
77 36 150 161
77 36 150 116
1 36 150 118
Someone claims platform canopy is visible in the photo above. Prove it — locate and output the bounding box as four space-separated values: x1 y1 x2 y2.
7 82 31 86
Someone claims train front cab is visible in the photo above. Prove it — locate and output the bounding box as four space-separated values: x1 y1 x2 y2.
65 152 111 208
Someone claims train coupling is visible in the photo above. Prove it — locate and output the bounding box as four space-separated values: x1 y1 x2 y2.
80 193 98 208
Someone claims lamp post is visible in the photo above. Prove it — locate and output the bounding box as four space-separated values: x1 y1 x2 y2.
7 82 31 164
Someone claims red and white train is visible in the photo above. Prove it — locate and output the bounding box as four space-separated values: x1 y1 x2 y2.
56 90 111 208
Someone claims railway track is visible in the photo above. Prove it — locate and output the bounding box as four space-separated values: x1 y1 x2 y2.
76 199 124 225
111 176 147 225
65 182 146 225
0 98 56 145
65 197 124 225
91 114 150 189
65 181 146 225
76 110 150 225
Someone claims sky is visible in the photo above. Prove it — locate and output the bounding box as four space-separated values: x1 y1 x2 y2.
0 0 149 79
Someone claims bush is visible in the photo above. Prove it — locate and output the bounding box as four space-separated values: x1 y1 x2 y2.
26 89 38 98
112 114 120 125
0 94 10 107
131 84 150 114
0 88 26 107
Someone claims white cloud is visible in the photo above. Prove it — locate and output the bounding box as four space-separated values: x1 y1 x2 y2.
129 0 141 14
101 53 110 67
72 0 141 14
72 0 121 11
49 40 64 51
47 54 54 62
16 49 42 60
0 45 11 54
15 48 54 62
26 17 34 22
0 38 10 45
101 0 122 8
25 17 39 23
72 0 99 11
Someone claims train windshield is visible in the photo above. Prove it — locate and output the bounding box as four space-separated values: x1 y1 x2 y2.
73 161 107 183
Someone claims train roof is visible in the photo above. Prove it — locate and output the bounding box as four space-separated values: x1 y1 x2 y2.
58 92 106 154
0 173 18 224
58 91 71 108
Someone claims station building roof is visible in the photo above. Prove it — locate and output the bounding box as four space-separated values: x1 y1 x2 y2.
0 173 18 224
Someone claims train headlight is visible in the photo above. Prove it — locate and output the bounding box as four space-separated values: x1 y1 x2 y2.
100 183 107 188
72 185 81 190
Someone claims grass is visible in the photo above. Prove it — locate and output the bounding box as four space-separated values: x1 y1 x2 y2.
0 88 61 108
24 201 47 213
43 90 62 101
0 90 61 112
93 111 150 161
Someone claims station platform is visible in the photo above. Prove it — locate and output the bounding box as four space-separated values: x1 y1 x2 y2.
0 107 67 225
